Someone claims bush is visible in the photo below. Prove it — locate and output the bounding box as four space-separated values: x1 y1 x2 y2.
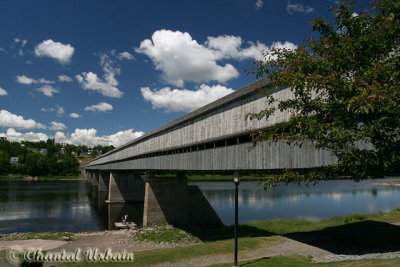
344 213 367 223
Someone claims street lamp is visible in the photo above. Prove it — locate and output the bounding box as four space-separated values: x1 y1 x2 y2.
233 171 241 267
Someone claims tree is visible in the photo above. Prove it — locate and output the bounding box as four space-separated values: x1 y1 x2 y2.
247 0 400 187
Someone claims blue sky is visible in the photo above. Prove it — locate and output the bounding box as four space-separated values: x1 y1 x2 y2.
0 0 368 147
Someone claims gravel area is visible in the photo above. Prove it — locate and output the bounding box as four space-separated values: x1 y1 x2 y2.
316 251 400 263
2 226 400 266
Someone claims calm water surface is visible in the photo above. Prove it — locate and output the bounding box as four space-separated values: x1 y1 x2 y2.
1 178 400 233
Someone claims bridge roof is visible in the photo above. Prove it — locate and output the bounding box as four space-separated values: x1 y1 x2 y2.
85 77 272 165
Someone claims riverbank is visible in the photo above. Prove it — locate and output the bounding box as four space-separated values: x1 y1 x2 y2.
0 174 83 181
2 209 400 266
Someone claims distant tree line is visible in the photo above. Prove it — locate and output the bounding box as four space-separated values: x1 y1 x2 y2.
0 137 114 177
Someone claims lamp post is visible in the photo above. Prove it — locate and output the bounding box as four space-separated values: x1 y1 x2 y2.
233 171 241 267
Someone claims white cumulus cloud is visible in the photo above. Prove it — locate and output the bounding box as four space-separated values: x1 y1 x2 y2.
14 38 27 56
0 128 145 148
0 128 49 142
84 102 113 112
286 2 314 14
16 75 54 85
54 131 69 143
206 36 297 61
70 128 144 147
69 113 80 119
118 52 135 61
141 84 234 112
34 39 75 64
0 87 8 96
76 53 123 98
107 129 145 147
49 121 66 131
255 0 263 10
37 85 60 97
56 106 65 116
136 30 297 86
0 110 46 129
58 74 73 82
135 29 239 87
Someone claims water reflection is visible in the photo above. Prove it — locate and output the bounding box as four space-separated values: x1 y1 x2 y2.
0 180 101 233
191 178 400 225
86 184 143 230
0 178 400 232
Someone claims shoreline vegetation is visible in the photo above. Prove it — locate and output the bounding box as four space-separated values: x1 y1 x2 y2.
2 173 400 185
0 174 84 181
2 208 400 266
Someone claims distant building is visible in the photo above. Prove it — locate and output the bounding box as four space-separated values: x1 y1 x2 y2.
10 157 18 164
31 148 39 152
40 148 47 154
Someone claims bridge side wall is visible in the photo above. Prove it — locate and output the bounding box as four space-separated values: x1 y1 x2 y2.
85 140 337 171
86 88 295 167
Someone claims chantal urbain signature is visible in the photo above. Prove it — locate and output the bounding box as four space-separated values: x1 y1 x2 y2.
5 248 134 265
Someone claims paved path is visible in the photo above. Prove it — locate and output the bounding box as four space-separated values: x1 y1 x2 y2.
2 230 400 266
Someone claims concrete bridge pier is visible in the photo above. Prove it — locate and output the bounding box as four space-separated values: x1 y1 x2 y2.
98 171 110 192
105 171 145 203
85 170 99 186
84 170 91 184
92 171 100 186
143 173 222 226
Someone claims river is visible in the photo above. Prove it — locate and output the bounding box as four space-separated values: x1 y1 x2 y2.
0 178 399 233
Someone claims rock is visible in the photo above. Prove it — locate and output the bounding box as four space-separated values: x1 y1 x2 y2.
62 236 71 241
23 176 34 181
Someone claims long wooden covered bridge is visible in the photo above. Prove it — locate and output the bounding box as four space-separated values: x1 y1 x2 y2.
83 77 336 226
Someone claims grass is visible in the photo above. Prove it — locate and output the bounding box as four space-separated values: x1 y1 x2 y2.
131 224 201 244
343 213 367 223
57 236 281 267
14 209 400 266
1 232 76 241
36 175 83 180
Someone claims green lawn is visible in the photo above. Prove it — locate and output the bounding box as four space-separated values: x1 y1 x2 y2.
54 209 400 266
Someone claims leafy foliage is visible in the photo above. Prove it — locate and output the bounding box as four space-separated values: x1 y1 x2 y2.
0 137 114 177
247 0 400 187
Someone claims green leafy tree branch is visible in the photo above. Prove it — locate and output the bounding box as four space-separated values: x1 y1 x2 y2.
247 0 400 187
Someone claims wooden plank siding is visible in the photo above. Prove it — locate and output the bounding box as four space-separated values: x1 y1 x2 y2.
85 77 337 171
85 141 337 171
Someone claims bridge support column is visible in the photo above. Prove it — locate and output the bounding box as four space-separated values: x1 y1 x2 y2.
92 171 99 186
85 170 98 185
84 170 90 183
106 171 145 203
98 171 110 192
143 173 222 226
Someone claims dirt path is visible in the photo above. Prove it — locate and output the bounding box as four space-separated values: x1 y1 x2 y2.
2 227 399 266
0 233 334 266
0 239 67 251
50 230 190 254
153 236 333 267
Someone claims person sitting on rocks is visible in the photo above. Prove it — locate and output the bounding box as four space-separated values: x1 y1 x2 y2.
123 214 128 224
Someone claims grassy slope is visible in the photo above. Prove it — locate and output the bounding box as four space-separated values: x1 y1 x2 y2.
54 210 400 266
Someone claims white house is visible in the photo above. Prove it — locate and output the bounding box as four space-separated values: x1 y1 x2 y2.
10 157 18 164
